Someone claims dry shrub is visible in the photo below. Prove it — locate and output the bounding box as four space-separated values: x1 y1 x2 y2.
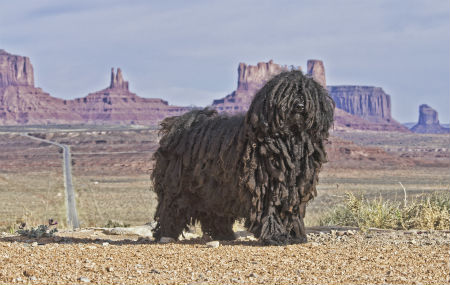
320 192 450 230
404 194 450 230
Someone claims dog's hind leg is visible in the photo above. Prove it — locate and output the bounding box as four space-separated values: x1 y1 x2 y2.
199 214 236 241
288 202 308 244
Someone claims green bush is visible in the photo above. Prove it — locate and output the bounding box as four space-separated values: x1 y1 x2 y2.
16 224 58 238
319 193 450 230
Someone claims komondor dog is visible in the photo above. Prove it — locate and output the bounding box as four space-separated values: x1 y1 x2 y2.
152 70 334 244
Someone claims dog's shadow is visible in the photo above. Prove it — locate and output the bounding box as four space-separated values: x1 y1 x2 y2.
0 226 357 247
0 234 263 247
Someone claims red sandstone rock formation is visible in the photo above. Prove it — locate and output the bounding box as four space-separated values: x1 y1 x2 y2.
306 59 326 88
333 108 408 132
328 86 392 122
212 60 297 113
0 50 83 124
110 68 129 90
0 49 414 132
0 50 190 125
0 49 34 87
328 86 408 131
212 59 327 113
211 59 408 132
0 85 85 124
68 68 190 124
411 104 449 134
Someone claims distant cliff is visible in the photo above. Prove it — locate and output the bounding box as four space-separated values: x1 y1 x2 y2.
328 86 392 122
211 59 329 113
411 104 449 134
0 49 190 125
0 49 413 132
0 49 34 87
211 59 407 132
0 50 82 124
67 68 190 124
212 60 294 113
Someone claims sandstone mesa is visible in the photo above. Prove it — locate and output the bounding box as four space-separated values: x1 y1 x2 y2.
0 49 441 133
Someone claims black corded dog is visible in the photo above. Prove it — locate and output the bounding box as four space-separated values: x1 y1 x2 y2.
152 70 334 244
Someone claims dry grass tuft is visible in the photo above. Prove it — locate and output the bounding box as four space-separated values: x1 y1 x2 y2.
319 192 450 230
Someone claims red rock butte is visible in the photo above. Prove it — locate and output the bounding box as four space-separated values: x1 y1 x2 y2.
0 50 190 125
212 60 296 113
211 59 408 132
0 49 34 87
411 104 449 134
0 49 83 124
66 68 190 124
0 49 410 131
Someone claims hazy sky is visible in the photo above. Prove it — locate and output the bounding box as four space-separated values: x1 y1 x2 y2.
1 0 448 123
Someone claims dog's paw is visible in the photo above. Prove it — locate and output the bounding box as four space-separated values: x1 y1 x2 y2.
261 233 307 246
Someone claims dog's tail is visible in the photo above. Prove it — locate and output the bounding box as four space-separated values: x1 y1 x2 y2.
158 108 218 147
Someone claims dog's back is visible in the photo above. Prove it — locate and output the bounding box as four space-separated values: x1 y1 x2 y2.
153 108 248 216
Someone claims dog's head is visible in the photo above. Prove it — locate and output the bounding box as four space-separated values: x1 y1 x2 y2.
246 70 334 138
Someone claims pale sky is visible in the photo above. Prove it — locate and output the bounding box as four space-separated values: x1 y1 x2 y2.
1 0 448 123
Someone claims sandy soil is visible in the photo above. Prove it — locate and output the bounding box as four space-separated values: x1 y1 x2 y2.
0 227 448 285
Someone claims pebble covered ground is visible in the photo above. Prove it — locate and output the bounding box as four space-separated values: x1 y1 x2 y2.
0 227 448 284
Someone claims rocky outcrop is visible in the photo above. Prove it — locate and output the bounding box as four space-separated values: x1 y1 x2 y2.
328 86 392 122
333 108 408 132
0 50 413 132
328 84 408 131
110 68 129 90
0 85 83 124
411 104 449 134
416 104 439 126
306 60 326 88
0 49 190 125
0 49 34 87
212 59 325 113
68 68 190 124
212 60 297 113
0 50 82 124
236 60 292 93
211 59 408 132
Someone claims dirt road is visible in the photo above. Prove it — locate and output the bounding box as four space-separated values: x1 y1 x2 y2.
0 227 448 284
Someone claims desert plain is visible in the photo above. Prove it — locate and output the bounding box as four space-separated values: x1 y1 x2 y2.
0 125 448 284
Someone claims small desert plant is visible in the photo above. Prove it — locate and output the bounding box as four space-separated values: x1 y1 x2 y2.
319 193 450 231
104 219 130 228
400 194 450 230
16 219 58 238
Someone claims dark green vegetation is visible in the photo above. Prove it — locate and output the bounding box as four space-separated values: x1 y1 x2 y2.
16 223 58 238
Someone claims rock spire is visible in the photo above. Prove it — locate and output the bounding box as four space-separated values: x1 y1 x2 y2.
110 68 129 90
411 104 449 133
306 59 326 88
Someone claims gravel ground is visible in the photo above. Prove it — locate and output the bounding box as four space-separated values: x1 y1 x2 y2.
0 227 448 284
